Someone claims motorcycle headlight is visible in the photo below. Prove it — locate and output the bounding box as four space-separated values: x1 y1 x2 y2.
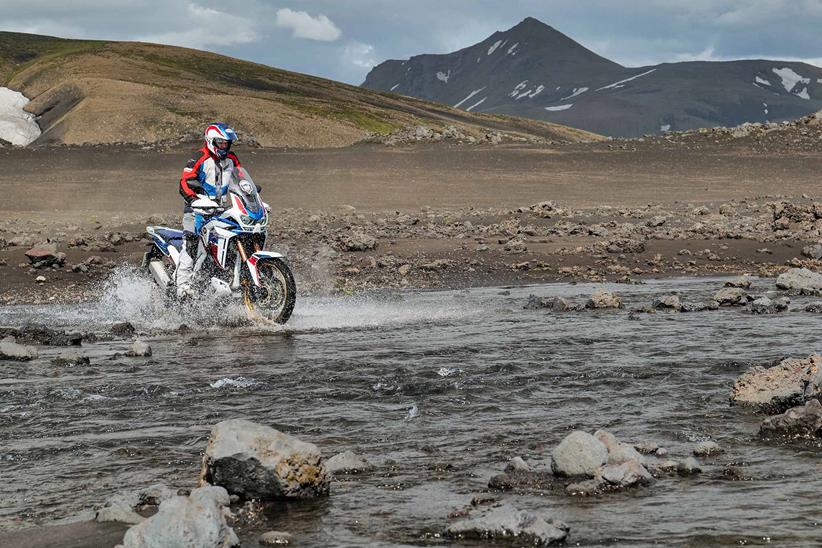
240 214 254 225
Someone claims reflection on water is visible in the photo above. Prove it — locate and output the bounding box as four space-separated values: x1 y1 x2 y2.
1 276 820 546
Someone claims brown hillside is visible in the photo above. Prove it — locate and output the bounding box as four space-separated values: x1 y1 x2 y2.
0 32 602 147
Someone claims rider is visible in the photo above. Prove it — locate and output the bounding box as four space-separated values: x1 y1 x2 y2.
176 123 241 298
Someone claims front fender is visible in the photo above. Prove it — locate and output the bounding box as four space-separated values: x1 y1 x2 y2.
246 251 285 286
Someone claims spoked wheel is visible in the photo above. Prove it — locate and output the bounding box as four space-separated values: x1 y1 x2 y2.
243 258 296 324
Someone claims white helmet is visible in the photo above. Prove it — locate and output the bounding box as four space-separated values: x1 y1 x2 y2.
204 123 237 159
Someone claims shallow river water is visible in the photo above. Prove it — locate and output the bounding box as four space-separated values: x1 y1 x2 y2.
1 274 820 546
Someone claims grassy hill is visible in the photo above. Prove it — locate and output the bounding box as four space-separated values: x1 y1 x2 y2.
0 32 601 147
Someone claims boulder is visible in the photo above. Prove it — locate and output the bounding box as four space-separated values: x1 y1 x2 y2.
677 457 702 476
524 295 575 312
127 340 152 357
725 276 753 289
25 246 66 268
594 430 646 465
259 531 293 546
750 296 790 315
119 485 239 548
801 244 822 260
805 302 822 313
504 456 532 473
445 503 569 546
339 232 377 252
0 336 38 361
652 295 682 312
586 289 623 310
692 441 723 456
713 287 749 306
565 479 604 496
96 484 177 525
551 431 608 477
759 399 822 439
112 322 136 337
776 268 822 295
596 460 654 488
730 355 820 413
200 419 329 500
325 450 373 475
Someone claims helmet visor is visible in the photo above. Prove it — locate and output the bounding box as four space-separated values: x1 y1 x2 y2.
214 138 231 150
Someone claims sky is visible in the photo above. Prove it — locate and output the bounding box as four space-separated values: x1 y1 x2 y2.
1 0 822 85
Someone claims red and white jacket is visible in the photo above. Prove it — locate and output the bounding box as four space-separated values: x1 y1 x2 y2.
179 146 241 212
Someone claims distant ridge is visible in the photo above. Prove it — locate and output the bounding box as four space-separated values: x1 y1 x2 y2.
363 17 822 137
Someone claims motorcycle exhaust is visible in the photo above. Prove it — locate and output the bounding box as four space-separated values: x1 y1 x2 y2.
148 260 171 288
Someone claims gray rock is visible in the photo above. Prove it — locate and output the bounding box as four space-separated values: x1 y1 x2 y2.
119 485 239 548
801 244 822 260
693 441 723 456
339 231 377 252
325 450 373 475
759 399 822 439
652 295 682 312
445 503 569 546
586 289 623 310
805 302 822 313
776 268 822 295
596 459 654 487
725 276 753 289
750 296 790 315
0 336 38 361
259 531 293 546
565 478 604 496
25 246 66 268
127 340 152 357
96 484 177 525
504 456 532 473
730 355 821 413
677 457 702 476
112 322 136 337
551 431 608 477
713 287 749 306
200 419 329 500
524 295 574 311
594 430 646 465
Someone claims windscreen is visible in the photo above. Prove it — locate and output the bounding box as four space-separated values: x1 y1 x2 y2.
227 167 263 215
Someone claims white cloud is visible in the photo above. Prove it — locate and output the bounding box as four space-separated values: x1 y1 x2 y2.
275 8 341 42
136 3 258 49
343 41 377 69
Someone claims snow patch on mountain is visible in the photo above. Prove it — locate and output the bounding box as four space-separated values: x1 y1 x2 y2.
507 42 519 55
488 40 503 55
797 87 810 100
597 69 657 91
436 70 451 84
509 81 528 98
390 83 399 91
561 87 589 100
772 67 810 92
0 87 41 146
660 124 671 132
755 76 771 86
465 97 487 111
454 87 486 108
545 104 573 111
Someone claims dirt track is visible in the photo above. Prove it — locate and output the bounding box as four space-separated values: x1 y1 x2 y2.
0 141 819 303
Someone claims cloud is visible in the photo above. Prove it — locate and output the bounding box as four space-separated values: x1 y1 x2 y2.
275 8 341 42
343 41 377 69
137 3 258 50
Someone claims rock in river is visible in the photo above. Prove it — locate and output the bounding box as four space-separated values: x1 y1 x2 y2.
551 431 608 477
750 296 789 315
200 419 329 500
445 502 569 546
119 485 239 548
594 430 646 465
0 336 38 361
713 287 749 306
325 450 374 475
759 399 822 439
586 289 623 310
730 355 820 413
776 268 822 295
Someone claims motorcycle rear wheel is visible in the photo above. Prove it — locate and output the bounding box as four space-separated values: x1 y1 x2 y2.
243 258 296 324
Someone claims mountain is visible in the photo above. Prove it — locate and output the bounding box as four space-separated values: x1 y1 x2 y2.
0 31 596 147
363 17 822 137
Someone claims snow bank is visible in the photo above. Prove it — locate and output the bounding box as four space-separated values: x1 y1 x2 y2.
465 97 487 112
772 67 809 92
436 70 450 84
390 83 400 91
596 69 656 91
0 87 41 146
660 124 671 132
487 40 503 55
561 87 589 100
545 104 573 112
755 76 772 86
454 87 486 109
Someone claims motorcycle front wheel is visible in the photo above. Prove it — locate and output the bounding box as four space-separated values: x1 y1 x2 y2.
243 258 296 324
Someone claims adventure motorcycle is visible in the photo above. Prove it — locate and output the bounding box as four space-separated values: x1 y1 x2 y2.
142 167 296 324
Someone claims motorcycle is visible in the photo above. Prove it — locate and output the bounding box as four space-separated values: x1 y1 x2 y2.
142 166 296 324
